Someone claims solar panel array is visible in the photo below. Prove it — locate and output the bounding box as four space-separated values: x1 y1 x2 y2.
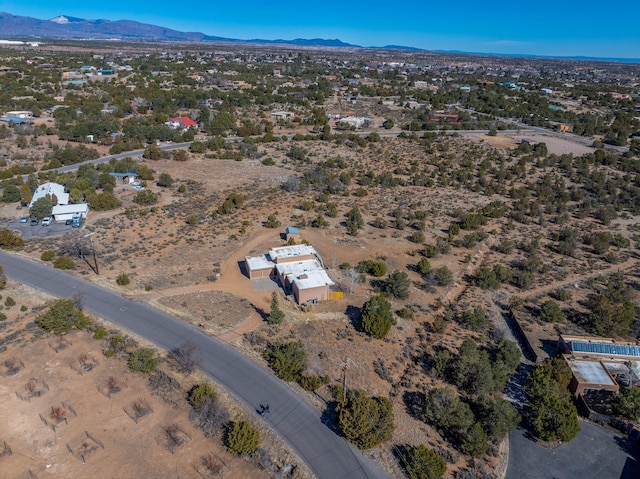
571 341 640 357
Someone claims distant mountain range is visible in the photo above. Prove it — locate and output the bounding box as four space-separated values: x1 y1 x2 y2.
0 12 418 50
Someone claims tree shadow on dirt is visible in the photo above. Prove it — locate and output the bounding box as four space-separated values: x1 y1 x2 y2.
345 305 361 330
402 390 426 422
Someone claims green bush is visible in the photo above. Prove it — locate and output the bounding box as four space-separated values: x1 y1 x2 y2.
299 374 328 391
385 270 411 299
128 348 158 373
36 299 89 335
433 266 454 286
133 189 158 205
0 312 6 321
41 250 56 261
116 273 130 286
189 383 217 409
20 305 27 312
263 341 307 382
538 300 565 323
4 296 15 307
526 359 580 442
0 228 25 249
87 192 122 211
552 288 572 301
408 231 426 244
461 422 488 457
400 445 446 479
360 294 396 339
225 421 260 455
337 389 394 449
93 327 107 340
53 256 76 270
157 173 174 187
417 258 431 275
357 260 387 277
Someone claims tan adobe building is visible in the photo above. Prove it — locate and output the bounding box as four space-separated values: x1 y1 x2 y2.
244 245 335 305
559 335 640 398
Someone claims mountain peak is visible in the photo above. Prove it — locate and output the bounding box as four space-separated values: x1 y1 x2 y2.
49 15 86 24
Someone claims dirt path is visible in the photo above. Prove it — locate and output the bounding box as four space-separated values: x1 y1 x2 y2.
127 228 284 343
517 256 637 300
441 235 498 305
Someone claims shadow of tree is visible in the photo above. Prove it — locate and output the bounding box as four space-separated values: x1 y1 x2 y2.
320 401 341 435
402 390 426 422
345 305 361 330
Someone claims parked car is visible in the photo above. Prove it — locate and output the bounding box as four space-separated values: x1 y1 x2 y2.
19 216 28 223
30 218 38 226
41 217 52 226
65 219 73 225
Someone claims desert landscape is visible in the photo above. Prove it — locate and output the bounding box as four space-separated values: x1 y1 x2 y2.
0 37 639 479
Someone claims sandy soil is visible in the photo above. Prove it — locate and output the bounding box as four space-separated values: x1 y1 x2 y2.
0 332 269 479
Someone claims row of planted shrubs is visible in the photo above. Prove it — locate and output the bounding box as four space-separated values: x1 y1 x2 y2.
35 301 261 457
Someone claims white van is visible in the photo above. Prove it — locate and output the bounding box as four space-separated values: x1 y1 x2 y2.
42 216 52 226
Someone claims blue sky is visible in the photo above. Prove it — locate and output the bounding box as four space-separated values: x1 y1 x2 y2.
3 0 639 59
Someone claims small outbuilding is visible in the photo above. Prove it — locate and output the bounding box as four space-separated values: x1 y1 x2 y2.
109 172 139 184
51 203 89 222
285 226 301 243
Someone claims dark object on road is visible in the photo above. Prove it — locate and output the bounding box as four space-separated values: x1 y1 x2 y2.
30 218 38 226
65 219 73 225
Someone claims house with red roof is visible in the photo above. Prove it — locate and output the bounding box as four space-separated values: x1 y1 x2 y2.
167 116 198 130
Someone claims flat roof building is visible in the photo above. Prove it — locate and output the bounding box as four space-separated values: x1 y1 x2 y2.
244 244 335 304
560 335 640 397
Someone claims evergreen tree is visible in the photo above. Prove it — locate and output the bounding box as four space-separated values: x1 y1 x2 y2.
337 389 394 449
360 294 396 339
386 270 411 299
267 291 285 325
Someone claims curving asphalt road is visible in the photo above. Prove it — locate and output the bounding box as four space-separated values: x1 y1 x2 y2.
0 251 391 479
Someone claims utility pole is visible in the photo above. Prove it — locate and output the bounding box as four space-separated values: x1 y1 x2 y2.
339 357 355 406
84 232 99 275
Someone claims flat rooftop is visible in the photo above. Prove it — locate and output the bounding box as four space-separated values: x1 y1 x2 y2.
294 270 335 290
269 244 317 261
245 254 273 271
275 260 335 289
569 360 616 387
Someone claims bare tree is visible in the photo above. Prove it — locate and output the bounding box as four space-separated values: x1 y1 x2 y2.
190 397 230 438
201 454 224 477
25 379 37 393
169 341 199 374
58 234 90 259
50 406 67 423
344 267 361 295
282 176 301 193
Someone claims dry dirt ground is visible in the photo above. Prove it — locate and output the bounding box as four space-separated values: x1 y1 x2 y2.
473 133 595 156
0 281 303 479
3 131 638 477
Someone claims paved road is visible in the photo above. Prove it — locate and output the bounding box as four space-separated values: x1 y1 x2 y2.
0 251 391 479
507 422 640 479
